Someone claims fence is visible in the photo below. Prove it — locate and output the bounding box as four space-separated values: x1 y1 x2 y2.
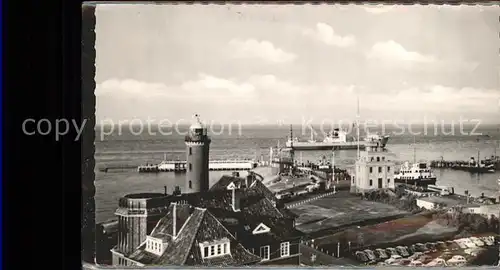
285 190 337 209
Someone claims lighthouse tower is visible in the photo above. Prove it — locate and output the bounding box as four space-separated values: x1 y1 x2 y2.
184 114 211 193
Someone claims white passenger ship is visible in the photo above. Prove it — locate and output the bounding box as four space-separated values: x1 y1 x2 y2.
394 161 437 186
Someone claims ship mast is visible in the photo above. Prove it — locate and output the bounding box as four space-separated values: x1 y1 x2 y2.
413 137 416 164
356 95 360 160
289 125 295 167
332 147 337 184
477 150 480 168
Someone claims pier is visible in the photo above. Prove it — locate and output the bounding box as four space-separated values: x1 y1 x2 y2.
429 159 497 173
100 159 258 173
137 159 257 173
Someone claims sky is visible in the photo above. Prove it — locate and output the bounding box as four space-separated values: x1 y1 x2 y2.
95 4 500 125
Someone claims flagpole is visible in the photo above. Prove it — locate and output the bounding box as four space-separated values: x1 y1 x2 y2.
356 95 360 160
498 176 500 266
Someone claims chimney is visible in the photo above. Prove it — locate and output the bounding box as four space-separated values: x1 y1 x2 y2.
246 173 254 188
172 203 177 238
232 188 241 212
173 186 181 196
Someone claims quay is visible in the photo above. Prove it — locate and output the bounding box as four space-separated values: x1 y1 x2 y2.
429 159 497 173
99 160 258 173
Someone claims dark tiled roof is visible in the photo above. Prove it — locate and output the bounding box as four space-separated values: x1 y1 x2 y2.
185 211 261 266
128 204 261 266
229 215 304 245
279 207 299 219
150 203 192 240
128 204 204 265
209 175 245 191
248 179 276 202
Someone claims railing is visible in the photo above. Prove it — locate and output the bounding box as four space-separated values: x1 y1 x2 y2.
284 190 337 209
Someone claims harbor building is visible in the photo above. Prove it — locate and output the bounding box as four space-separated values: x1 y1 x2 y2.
350 146 396 194
184 114 211 193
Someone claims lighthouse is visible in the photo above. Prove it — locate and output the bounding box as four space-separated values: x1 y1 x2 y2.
184 114 211 193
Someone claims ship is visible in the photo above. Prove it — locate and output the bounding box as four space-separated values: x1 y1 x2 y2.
394 161 437 186
450 156 495 173
285 127 389 150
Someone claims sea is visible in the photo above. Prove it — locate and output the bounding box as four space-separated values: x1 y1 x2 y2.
95 123 500 223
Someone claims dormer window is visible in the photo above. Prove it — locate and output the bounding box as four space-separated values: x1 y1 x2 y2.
252 223 271 235
227 182 236 190
146 236 166 256
199 238 231 259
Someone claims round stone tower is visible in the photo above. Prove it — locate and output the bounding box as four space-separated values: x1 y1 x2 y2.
184 114 211 193
113 193 170 259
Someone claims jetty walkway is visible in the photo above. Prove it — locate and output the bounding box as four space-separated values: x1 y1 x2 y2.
100 159 258 173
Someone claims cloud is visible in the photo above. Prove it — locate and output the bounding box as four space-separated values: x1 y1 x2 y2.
228 39 296 63
363 5 395 14
303 23 356 47
367 40 435 63
371 85 499 113
96 79 174 98
96 74 256 101
248 74 303 96
181 73 255 100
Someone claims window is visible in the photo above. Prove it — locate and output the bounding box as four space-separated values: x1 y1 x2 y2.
189 181 192 189
146 237 164 255
378 167 382 173
369 167 373 173
280 242 290 257
382 157 385 161
376 157 380 162
369 179 373 186
370 157 374 161
388 178 391 183
200 241 231 259
189 147 192 155
387 166 390 172
189 163 192 171
260 245 270 260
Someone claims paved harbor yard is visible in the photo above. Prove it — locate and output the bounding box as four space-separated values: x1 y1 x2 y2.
291 192 408 234
267 176 312 193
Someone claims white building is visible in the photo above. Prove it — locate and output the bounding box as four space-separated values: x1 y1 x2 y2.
350 146 396 194
415 196 464 210
464 204 500 218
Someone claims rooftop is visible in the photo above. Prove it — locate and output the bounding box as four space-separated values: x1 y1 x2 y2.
128 204 261 266
417 196 469 206
124 193 166 199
